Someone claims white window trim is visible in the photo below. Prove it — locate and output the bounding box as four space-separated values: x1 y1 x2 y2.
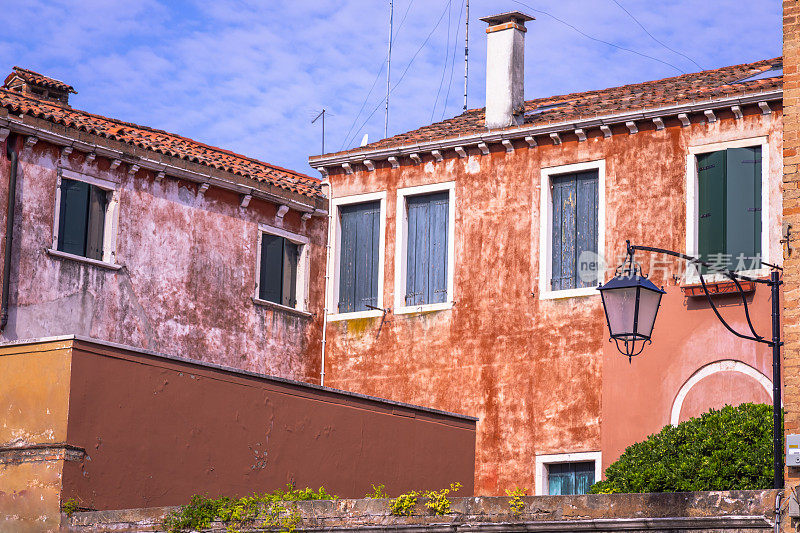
327 191 387 322
534 451 602 496
394 181 456 315
685 136 770 283
538 160 606 300
254 223 310 313
52 167 121 265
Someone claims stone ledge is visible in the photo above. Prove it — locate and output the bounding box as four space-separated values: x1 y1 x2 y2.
66 490 777 532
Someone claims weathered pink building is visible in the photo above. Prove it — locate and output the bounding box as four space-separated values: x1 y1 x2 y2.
0 67 328 381
310 13 784 496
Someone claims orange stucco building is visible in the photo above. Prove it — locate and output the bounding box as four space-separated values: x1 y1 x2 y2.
310 12 784 496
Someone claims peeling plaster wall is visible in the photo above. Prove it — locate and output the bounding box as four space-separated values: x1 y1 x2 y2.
323 107 783 495
0 140 326 381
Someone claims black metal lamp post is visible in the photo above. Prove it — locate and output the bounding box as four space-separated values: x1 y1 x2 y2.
599 241 784 489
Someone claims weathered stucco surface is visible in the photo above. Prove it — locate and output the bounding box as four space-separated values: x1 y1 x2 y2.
0 139 326 381
66 490 778 532
324 107 783 494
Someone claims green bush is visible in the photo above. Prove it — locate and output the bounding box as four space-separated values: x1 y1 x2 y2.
590 403 779 494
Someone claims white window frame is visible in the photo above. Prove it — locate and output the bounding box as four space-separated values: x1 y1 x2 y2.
254 223 311 315
538 160 606 300
49 167 121 268
327 191 387 322
534 451 602 496
394 181 456 314
685 136 770 283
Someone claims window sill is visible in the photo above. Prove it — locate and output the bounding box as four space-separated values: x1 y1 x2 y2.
394 301 453 315
46 248 121 271
539 287 598 300
327 309 384 322
252 297 312 318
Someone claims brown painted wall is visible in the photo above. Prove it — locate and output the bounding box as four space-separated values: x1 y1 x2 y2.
323 108 783 495
0 337 474 512
0 136 326 382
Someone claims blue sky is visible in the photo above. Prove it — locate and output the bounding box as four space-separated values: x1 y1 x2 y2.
0 1 781 175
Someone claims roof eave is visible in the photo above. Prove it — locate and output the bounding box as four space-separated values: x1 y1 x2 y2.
309 89 783 168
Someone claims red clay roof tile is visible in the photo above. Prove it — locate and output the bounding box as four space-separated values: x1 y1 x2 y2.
0 77 322 199
321 57 782 159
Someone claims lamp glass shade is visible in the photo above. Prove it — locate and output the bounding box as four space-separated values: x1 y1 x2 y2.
635 287 663 338
599 274 665 341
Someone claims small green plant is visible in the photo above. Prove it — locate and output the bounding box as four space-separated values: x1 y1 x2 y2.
423 482 462 516
163 485 336 533
505 487 526 516
389 490 420 516
61 498 81 517
365 483 389 499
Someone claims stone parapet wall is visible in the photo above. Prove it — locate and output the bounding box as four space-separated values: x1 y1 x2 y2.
67 490 777 532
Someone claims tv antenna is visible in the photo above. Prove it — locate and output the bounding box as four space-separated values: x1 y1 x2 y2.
464 0 469 111
385 0 394 138
312 108 326 154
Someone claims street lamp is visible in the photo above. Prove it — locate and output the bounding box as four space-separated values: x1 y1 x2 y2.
599 240 784 489
597 250 666 362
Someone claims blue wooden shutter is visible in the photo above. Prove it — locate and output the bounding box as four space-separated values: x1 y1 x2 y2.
339 201 380 312
551 172 598 290
259 233 283 304
726 146 761 270
548 462 594 495
405 192 449 305
58 178 90 256
576 172 598 288
697 150 726 269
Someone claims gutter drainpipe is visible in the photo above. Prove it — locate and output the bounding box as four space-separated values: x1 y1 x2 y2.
320 179 332 386
1 134 18 332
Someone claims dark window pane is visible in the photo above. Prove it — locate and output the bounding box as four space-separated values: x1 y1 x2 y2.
548 462 594 495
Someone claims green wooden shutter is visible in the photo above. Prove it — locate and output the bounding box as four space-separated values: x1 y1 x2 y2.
85 185 107 260
697 150 726 269
726 146 761 270
259 233 284 304
548 462 594 495
405 192 449 305
57 178 90 256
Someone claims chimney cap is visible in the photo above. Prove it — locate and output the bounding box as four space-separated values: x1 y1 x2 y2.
479 11 535 26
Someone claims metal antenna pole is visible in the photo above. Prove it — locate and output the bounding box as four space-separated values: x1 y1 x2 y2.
312 109 326 154
385 0 394 138
463 0 469 111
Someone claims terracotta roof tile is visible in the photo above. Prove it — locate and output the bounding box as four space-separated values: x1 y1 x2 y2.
6 66 76 94
324 57 782 158
0 84 322 199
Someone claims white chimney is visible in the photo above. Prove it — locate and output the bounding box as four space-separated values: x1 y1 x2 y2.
480 12 534 129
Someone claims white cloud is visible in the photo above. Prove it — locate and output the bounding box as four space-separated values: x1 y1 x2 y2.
0 0 781 174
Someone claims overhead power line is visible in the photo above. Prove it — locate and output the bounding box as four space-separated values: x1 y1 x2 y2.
431 0 454 123
340 0 415 150
442 0 466 121
346 0 451 149
509 0 686 74
610 0 703 71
